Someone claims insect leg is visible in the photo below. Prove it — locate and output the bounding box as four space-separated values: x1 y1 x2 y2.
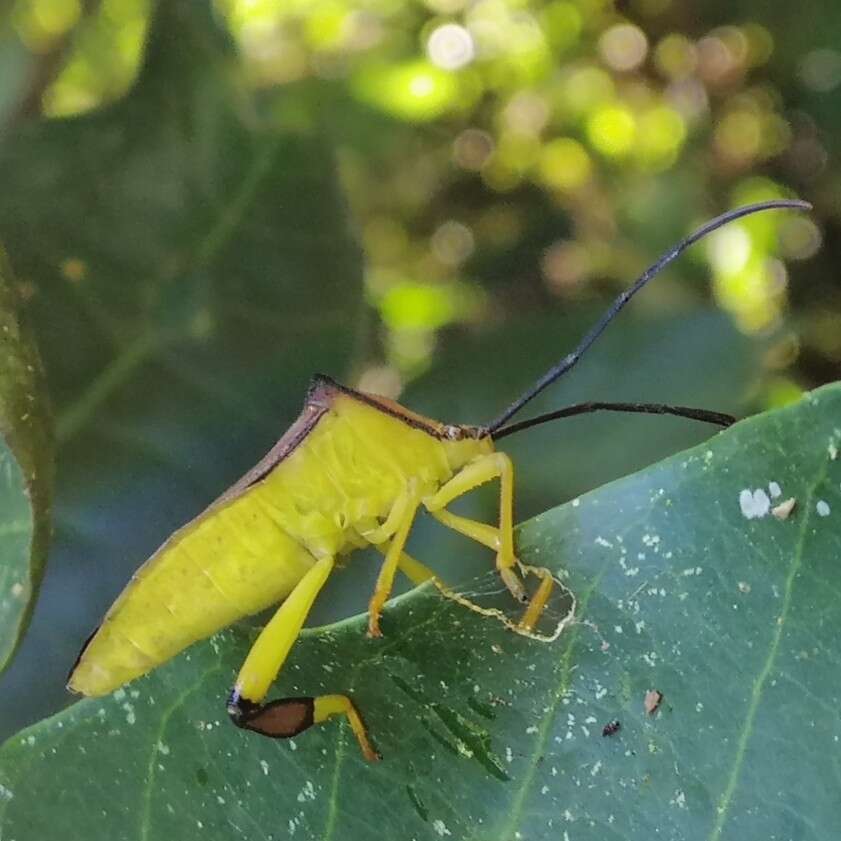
367 488 420 638
227 555 379 761
395 550 439 586
423 453 525 602
518 567 554 631
427 509 500 550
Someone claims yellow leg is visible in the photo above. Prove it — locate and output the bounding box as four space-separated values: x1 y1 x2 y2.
396 550 439 586
423 453 526 602
518 568 554 631
367 486 420 638
227 555 379 761
360 483 416 545
313 695 378 762
428 509 500 551
374 541 443 587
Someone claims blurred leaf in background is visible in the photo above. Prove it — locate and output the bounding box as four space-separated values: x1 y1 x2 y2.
0 247 52 675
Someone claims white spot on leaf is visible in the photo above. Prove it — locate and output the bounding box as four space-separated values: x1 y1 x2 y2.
739 488 770 519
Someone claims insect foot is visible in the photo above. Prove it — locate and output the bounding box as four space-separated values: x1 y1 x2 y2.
367 612 384 638
499 565 529 603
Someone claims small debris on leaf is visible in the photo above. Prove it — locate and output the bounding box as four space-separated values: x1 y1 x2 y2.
602 720 621 737
644 689 663 716
737 581 751 594
772 498 796 520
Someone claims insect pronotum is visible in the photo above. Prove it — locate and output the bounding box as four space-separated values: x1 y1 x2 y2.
68 199 809 761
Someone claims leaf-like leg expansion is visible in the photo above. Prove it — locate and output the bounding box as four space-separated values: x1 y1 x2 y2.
423 453 526 602
227 555 379 761
367 485 420 638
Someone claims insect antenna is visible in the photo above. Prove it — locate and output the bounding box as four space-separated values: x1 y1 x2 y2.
483 198 811 437
491 401 735 441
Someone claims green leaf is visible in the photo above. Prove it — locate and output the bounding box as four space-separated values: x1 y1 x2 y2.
0 247 52 674
2 382 839 840
0 2 363 736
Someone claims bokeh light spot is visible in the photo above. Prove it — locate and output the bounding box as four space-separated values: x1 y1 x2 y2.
427 23 475 70
353 60 458 122
561 65 615 116
538 138 592 191
539 1 582 53
378 280 482 334
708 226 752 276
598 24 648 72
542 240 592 292
586 105 636 158
13 0 80 48
423 0 469 13
380 282 457 331
654 33 697 79
742 23 774 67
453 128 495 170
763 377 804 409
799 48 841 92
715 110 762 164
59 257 87 283
779 218 822 261
636 105 686 170
431 221 475 266
355 365 403 399
502 91 550 136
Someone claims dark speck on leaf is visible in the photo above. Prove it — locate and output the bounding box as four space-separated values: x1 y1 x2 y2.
602 720 621 737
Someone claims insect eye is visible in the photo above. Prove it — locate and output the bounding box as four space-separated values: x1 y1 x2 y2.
442 425 463 441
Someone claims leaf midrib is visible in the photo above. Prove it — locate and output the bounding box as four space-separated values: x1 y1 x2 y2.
707 459 826 840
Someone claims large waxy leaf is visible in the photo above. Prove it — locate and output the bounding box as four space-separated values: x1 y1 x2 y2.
0 247 52 674
0 1 363 736
2 382 839 840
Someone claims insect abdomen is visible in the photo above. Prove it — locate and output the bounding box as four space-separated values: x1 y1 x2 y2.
68 490 316 697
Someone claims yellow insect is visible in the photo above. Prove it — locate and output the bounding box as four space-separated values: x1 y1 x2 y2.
67 200 808 761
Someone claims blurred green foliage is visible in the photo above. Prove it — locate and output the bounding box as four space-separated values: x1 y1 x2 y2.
3 0 839 396
0 0 839 744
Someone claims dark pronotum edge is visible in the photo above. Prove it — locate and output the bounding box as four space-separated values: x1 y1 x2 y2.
313 374 449 437
483 199 812 434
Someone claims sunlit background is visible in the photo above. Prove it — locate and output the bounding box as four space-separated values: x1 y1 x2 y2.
1 0 840 740
4 0 838 399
